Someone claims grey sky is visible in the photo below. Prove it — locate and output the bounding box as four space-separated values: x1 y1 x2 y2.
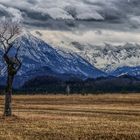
0 0 140 45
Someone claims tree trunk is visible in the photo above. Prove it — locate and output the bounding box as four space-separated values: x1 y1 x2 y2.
4 73 14 116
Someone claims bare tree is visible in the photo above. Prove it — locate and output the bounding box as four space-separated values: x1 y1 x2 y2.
0 18 22 116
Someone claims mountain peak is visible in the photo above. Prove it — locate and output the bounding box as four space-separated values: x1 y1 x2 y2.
0 33 107 87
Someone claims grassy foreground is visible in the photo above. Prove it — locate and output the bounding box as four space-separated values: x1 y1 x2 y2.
0 94 139 140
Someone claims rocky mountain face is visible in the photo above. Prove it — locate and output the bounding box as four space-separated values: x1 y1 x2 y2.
57 42 140 73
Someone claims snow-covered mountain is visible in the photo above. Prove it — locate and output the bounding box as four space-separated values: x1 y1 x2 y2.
53 41 140 73
109 66 140 77
0 33 107 87
1 32 140 88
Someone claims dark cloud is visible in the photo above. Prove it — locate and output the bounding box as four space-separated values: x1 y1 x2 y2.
0 0 140 31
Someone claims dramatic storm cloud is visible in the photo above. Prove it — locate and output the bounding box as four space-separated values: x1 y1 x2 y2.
0 0 140 45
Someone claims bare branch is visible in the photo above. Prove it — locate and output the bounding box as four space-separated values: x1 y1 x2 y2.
0 18 22 53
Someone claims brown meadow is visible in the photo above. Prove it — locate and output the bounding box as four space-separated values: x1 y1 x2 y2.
0 94 139 140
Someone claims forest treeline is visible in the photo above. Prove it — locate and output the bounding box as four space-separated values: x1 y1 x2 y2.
1 75 138 94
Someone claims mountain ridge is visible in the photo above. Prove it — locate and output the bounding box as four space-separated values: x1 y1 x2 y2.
109 66 140 77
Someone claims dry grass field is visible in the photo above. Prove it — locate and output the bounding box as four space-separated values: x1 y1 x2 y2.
0 94 139 140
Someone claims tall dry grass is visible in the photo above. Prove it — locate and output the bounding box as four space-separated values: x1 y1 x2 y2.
0 94 139 140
